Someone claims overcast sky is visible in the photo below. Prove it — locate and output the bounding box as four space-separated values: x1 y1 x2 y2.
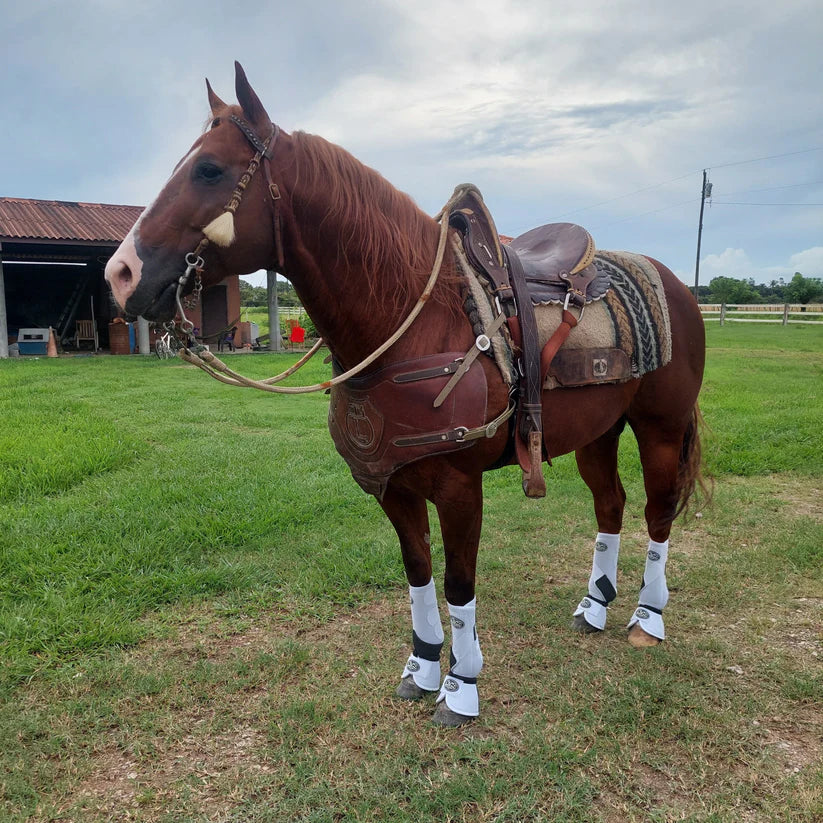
2 0 821 287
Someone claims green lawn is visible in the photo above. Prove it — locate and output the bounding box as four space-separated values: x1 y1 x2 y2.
1 323 821 821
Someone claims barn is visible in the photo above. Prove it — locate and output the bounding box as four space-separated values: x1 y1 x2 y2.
0 197 241 357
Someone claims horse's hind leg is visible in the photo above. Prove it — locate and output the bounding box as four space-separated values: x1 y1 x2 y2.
379 487 444 700
625 415 690 647
572 419 627 633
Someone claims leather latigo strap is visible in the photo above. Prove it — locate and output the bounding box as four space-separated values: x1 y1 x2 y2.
327 353 491 499
502 245 547 498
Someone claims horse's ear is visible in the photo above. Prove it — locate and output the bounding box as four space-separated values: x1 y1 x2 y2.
206 79 228 117
234 61 271 128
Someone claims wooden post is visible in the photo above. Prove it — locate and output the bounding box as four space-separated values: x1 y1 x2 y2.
782 304 789 326
720 302 726 326
267 269 282 351
0 242 9 359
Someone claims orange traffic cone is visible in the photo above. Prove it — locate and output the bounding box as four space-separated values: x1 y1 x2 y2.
47 327 58 358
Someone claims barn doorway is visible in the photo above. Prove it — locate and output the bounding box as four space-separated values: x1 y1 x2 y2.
201 283 228 340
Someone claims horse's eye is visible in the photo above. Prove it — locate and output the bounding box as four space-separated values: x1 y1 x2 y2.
193 161 224 184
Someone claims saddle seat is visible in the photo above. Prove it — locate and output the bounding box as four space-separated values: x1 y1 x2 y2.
508 223 610 307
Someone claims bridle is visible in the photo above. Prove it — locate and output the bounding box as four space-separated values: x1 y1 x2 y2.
171 113 284 337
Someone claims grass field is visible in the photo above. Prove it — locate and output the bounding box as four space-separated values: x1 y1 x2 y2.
1 323 821 821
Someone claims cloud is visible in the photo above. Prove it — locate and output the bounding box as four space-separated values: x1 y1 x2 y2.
789 247 823 277
675 245 823 285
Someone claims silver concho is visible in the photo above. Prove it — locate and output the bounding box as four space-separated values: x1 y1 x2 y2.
636 608 650 620
450 616 465 629
443 678 459 692
406 658 420 672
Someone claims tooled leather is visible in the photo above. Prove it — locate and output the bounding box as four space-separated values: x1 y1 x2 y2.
328 352 489 498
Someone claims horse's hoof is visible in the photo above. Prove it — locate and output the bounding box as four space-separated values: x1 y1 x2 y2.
395 676 429 701
571 613 602 634
432 701 475 727
628 624 662 648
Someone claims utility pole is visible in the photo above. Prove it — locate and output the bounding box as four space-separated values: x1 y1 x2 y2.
693 170 712 300
137 316 151 354
267 269 282 351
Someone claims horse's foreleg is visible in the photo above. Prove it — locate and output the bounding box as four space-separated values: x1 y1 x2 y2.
432 473 484 726
572 421 626 633
379 487 444 699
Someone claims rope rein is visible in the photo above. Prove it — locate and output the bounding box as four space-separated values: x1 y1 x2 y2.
177 190 460 393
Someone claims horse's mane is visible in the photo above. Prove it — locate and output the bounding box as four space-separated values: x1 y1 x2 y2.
289 131 462 319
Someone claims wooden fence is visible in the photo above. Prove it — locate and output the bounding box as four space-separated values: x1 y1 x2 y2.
700 303 823 325
269 302 823 327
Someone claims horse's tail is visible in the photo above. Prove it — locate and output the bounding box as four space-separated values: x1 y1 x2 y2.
675 402 712 519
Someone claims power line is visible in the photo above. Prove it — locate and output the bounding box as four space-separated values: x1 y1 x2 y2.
712 201 823 206
587 197 699 230
547 147 823 222
712 180 823 198
546 172 695 220
708 146 823 171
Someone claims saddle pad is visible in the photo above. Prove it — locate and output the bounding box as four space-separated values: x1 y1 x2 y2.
537 251 672 389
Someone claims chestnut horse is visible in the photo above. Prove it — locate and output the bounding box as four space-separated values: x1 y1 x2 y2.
106 63 706 726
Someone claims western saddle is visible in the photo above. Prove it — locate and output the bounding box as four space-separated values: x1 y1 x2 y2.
448 184 609 497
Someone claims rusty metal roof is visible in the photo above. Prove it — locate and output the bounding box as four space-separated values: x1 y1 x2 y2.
0 197 144 244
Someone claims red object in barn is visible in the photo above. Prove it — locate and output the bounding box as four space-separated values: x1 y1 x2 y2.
289 325 306 346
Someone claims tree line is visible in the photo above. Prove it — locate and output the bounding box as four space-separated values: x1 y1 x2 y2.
239 279 301 307
699 272 822 304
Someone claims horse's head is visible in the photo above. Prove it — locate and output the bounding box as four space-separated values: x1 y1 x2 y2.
105 62 283 322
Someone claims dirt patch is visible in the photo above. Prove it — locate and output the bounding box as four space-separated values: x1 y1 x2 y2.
779 620 822 659
770 479 823 522
721 474 823 522
63 724 269 821
135 594 405 668
758 711 822 774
